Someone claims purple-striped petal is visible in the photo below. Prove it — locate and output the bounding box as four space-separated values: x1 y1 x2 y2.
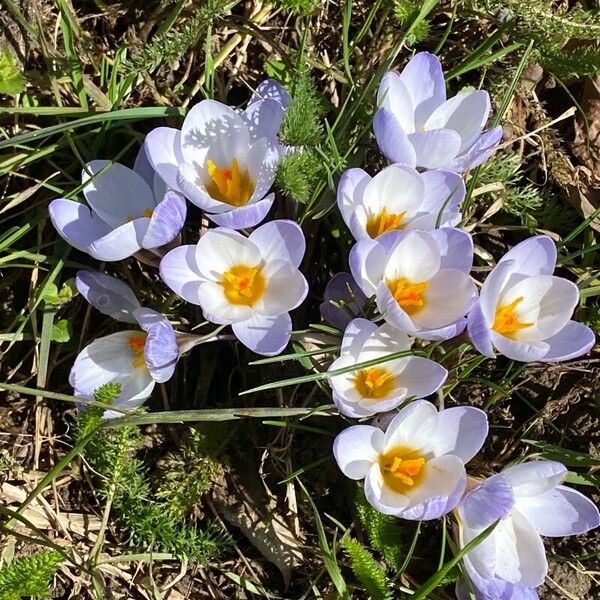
232 312 292 356
87 218 149 261
447 126 503 172
373 108 417 166
76 270 140 323
459 474 515 530
133 144 156 189
407 129 462 170
49 198 112 253
142 191 187 249
144 127 184 192
468 302 496 358
207 193 274 229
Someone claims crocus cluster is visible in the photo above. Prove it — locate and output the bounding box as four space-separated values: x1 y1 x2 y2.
48 51 598 599
325 52 597 600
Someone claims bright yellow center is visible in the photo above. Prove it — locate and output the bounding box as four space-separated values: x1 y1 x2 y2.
366 208 406 238
492 296 533 339
379 447 426 493
353 367 396 399
387 277 429 315
221 264 266 306
206 159 255 207
127 334 147 369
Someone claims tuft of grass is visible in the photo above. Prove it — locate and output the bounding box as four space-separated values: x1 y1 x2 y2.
394 1 431 45
0 550 63 600
271 0 324 16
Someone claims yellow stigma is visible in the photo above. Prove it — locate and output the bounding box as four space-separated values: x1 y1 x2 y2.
387 277 429 315
366 208 406 238
379 447 426 493
353 367 396 399
492 296 533 339
206 158 255 207
127 334 147 369
221 264 266 306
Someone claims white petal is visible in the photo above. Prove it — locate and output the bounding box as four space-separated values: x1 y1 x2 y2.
432 406 488 462
340 318 379 358
249 219 306 268
383 399 439 454
365 463 411 515
480 259 516 323
337 168 372 236
377 72 415 132
197 280 254 324
254 260 308 315
333 425 384 479
396 356 447 399
502 461 567 497
349 238 387 297
383 230 441 282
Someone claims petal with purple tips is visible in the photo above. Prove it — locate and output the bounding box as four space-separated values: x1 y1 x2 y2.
232 312 292 356
242 98 285 142
88 218 150 261
459 474 515 530
373 108 417 166
541 321 595 362
207 193 274 230
142 191 187 249
407 129 462 170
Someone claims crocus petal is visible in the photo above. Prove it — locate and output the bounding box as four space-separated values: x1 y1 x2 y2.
424 90 491 153
133 144 156 189
49 199 112 253
429 227 473 273
207 193 274 229
398 52 446 128
490 333 550 363
398 356 447 399
376 282 419 334
419 169 465 224
320 273 367 330
88 219 149 261
338 317 379 358
479 259 516 323
198 280 254 323
232 312 292 356
337 168 372 239
468 302 496 358
69 331 155 403
142 191 187 249
176 162 232 213
417 318 467 341
144 127 184 192
242 97 285 142
377 72 415 131
407 129 462 170
459 474 515 530
383 230 441 282
499 235 557 278
373 108 417 166
132 307 168 332
249 219 306 268
83 160 156 227
254 259 308 315
516 485 600 537
333 425 384 479
432 406 488 462
383 399 439 454
502 461 567 497
76 270 140 323
541 321 596 362
246 137 279 203
400 454 466 520
249 79 291 108
139 310 179 383
349 238 387 297
448 125 503 172
364 463 412 516
159 245 203 305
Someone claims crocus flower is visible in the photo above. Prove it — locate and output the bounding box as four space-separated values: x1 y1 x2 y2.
337 164 464 241
144 88 285 229
320 272 367 330
328 318 447 417
159 220 308 356
350 228 477 340
71 271 195 416
455 461 600 600
333 399 488 519
49 147 186 262
467 235 595 362
374 52 502 172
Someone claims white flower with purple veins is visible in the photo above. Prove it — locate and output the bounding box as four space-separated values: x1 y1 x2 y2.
71 271 191 417
144 81 289 230
337 164 464 241
49 147 186 262
328 318 447 418
374 52 502 172
160 220 308 356
320 272 368 330
455 461 600 600
333 400 488 519
350 228 477 340
467 235 596 363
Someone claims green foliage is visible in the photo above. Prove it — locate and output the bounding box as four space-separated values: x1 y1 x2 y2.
41 279 77 306
271 0 323 16
342 537 391 600
0 50 27 96
275 150 322 203
122 0 227 75
355 488 404 568
543 45 600 79
75 387 227 563
394 0 430 44
0 550 63 600
51 319 72 343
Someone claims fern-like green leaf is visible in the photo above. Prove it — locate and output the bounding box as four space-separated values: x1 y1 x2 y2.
342 537 391 600
0 550 63 600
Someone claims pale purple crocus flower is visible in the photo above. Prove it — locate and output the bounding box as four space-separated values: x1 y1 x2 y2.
159 220 308 356
467 235 596 362
320 272 367 330
71 271 198 417
350 228 477 340
337 164 464 241
455 461 600 600
144 80 290 230
49 147 186 262
328 318 447 418
374 52 502 172
333 400 488 519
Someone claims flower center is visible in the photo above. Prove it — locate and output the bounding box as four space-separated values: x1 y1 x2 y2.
366 208 406 238
353 367 396 399
379 446 426 493
221 264 266 306
492 296 533 339
387 277 429 315
127 334 147 369
206 159 255 207
127 207 154 222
